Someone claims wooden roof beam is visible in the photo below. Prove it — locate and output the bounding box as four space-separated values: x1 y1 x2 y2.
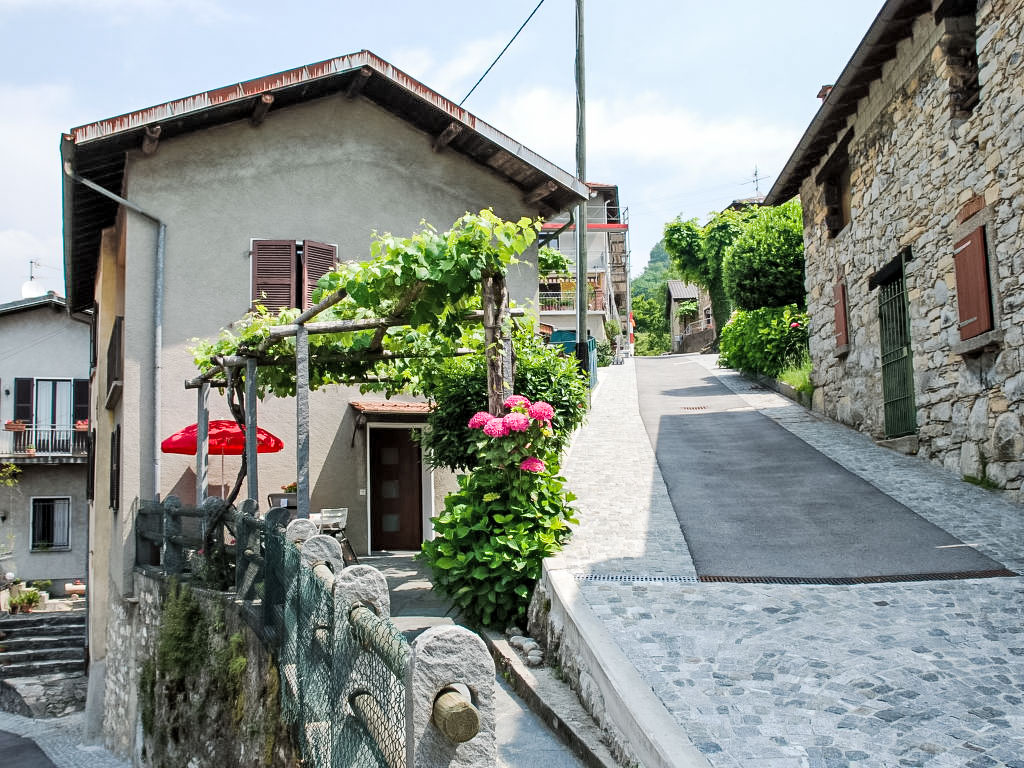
141 125 161 156
523 180 557 206
346 67 372 99
250 93 274 126
432 121 463 152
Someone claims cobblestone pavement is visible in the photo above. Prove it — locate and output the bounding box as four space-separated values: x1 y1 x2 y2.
558 356 1024 768
0 711 129 768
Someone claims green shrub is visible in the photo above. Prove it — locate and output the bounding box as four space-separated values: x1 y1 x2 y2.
419 326 588 472
722 200 805 311
596 339 613 367
634 331 670 356
719 305 809 378
420 396 577 629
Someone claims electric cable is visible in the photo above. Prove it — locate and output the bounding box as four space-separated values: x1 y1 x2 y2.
459 0 546 107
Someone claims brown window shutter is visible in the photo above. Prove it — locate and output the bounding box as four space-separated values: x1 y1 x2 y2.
302 240 337 309
252 240 297 310
14 378 33 422
834 281 849 347
73 379 89 422
953 226 992 340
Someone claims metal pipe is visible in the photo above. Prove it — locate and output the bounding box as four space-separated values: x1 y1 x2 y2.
245 358 259 505
65 166 166 501
574 0 589 374
295 326 310 519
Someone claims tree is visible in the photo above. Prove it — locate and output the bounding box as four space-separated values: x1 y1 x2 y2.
628 241 679 355
663 208 754 340
722 200 805 311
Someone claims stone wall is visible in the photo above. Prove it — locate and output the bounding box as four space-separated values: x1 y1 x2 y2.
802 0 1024 497
101 571 296 767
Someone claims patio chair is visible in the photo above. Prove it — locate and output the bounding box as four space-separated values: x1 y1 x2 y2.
317 507 359 566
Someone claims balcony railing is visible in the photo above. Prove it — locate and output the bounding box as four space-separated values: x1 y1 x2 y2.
539 291 605 312
0 424 89 458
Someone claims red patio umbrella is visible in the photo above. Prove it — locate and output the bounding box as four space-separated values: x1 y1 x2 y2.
161 420 284 456
162 420 285 496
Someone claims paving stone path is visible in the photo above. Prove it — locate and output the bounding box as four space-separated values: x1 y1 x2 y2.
0 711 129 768
558 355 1024 768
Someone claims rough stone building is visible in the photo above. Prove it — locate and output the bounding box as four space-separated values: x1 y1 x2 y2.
766 0 1024 497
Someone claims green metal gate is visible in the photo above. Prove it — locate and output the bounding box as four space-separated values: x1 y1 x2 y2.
878 266 917 438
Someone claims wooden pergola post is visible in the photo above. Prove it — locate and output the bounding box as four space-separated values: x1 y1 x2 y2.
482 272 514 415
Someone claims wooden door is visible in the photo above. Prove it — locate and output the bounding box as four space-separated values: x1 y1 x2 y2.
370 428 422 551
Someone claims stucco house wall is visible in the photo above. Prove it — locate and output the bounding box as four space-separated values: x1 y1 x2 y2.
795 0 1024 495
0 297 90 590
115 94 543 559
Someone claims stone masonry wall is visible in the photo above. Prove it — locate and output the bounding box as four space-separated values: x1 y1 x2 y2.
102 571 295 767
803 0 1024 497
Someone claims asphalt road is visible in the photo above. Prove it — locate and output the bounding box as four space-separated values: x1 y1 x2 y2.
634 356 1007 579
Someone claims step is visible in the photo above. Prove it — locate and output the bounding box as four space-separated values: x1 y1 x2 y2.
0 614 86 633
0 634 85 652
0 620 86 639
0 658 86 679
0 646 84 665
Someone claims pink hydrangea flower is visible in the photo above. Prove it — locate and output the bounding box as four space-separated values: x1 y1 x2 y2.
790 321 801 328
519 457 546 473
503 395 531 410
527 401 555 421
503 412 530 432
483 418 510 437
468 411 493 429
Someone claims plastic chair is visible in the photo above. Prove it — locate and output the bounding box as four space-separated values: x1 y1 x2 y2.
318 508 359 566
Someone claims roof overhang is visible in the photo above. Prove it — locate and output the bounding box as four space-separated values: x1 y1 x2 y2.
764 0 933 205
62 49 588 313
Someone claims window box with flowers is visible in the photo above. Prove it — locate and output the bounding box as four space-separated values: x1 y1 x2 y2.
4 420 26 432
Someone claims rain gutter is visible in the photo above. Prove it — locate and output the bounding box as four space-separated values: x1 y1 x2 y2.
62 158 166 501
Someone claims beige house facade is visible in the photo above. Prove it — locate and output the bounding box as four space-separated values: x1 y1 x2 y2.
61 50 584 753
767 0 1024 496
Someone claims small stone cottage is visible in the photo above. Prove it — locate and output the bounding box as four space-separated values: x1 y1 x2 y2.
766 0 1024 496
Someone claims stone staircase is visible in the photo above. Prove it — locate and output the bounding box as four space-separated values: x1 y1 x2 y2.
0 609 87 679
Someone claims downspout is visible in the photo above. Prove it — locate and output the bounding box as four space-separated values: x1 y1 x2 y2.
63 164 166 501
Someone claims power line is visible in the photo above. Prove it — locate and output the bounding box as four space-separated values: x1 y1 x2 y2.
459 0 546 107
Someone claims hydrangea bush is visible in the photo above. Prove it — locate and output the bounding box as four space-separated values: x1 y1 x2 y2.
420 395 577 628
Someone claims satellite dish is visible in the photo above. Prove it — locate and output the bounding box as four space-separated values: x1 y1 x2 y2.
21 280 46 299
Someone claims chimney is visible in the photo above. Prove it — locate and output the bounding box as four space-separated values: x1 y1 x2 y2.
817 85 834 102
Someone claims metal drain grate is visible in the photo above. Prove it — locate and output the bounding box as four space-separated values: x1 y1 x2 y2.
679 405 708 411
698 569 1018 585
576 573 700 584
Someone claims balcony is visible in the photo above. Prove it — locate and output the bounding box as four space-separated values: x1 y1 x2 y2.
1 423 89 462
539 291 605 313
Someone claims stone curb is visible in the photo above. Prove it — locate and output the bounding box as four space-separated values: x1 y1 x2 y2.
481 628 618 768
541 567 712 768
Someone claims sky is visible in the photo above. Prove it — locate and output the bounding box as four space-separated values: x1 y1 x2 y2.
0 0 886 304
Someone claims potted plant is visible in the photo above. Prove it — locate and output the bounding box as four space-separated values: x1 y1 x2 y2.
3 420 25 432
24 445 35 456
19 589 40 612
74 419 89 432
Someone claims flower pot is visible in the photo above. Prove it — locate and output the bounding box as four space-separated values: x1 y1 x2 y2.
4 422 25 432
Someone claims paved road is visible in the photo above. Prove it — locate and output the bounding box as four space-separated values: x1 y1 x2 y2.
557 355 1024 768
634 356 1008 579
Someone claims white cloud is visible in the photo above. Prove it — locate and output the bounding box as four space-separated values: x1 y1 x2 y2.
0 0 232 22
390 36 510 105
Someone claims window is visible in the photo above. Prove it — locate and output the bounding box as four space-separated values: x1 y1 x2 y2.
31 497 71 551
817 131 853 239
251 239 337 311
935 2 979 120
12 378 88 453
953 225 992 341
110 425 121 513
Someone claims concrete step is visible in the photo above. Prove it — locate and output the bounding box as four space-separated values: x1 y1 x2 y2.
0 634 85 652
0 658 86 679
0 617 86 639
0 612 86 631
0 646 84 665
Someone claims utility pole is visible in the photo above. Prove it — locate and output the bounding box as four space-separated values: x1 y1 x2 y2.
574 0 589 375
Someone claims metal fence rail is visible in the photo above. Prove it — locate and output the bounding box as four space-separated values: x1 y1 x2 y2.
136 499 495 767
